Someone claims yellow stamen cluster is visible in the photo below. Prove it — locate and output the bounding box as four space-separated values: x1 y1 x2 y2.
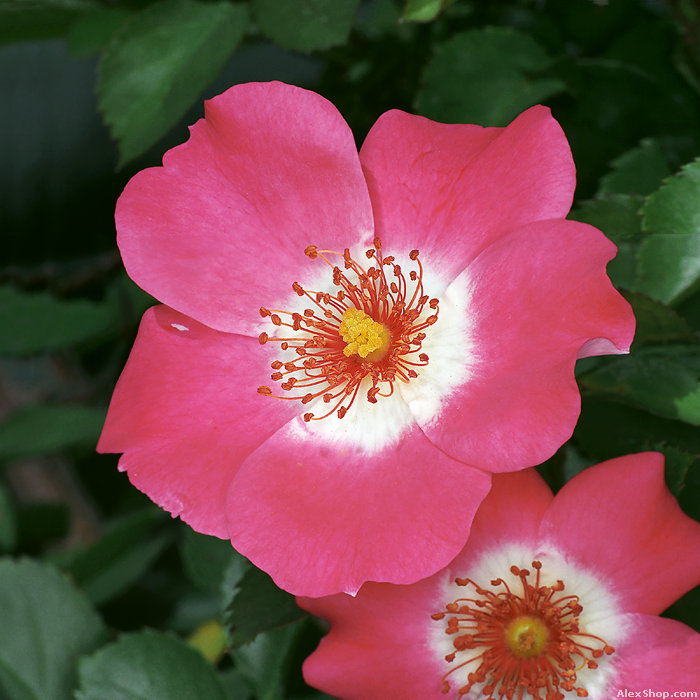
339 307 389 358
256 239 438 421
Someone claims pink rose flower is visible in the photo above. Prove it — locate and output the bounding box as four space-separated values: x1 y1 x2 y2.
298 453 700 699
98 81 634 596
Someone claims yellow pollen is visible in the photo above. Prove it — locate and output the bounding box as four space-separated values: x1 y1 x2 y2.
257 240 436 421
339 308 388 359
504 615 549 658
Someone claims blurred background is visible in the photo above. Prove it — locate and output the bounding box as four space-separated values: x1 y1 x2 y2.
1 0 699 698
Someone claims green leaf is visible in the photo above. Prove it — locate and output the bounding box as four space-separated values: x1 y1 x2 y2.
575 397 700 462
218 669 253 700
76 630 227 700
664 585 700 636
97 0 249 166
252 0 360 52
570 194 644 291
676 288 700 334
0 404 106 461
637 233 700 306
181 526 250 595
67 7 132 57
653 445 695 498
560 444 595 484
552 52 694 194
0 558 106 700
598 138 672 197
643 157 700 235
0 484 17 553
401 0 453 22
579 346 700 425
0 285 115 356
106 272 158 325
638 157 700 304
53 509 171 605
572 194 645 242
0 0 94 43
622 291 697 345
231 620 308 700
226 567 306 647
677 454 700 522
355 0 404 39
416 27 565 126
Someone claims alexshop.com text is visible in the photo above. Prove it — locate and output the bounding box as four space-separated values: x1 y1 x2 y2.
617 691 698 698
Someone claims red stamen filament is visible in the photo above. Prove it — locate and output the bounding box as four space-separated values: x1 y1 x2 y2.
256 238 439 421
431 561 615 700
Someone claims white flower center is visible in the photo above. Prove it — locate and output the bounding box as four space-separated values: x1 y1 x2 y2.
259 238 476 454
430 543 628 699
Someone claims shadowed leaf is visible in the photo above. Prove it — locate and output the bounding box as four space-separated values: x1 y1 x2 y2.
416 27 564 125
98 0 248 165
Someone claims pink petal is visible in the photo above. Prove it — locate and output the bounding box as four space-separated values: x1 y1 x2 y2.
455 468 553 555
298 576 445 700
611 614 700 693
359 105 575 293
97 305 299 538
227 423 492 596
116 81 374 335
539 452 700 614
296 470 551 698
413 219 635 472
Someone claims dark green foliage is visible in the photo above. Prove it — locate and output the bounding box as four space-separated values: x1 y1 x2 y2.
97 0 249 165
416 27 565 126
0 559 107 700
75 630 228 700
0 285 116 355
252 0 361 52
226 567 308 648
401 0 455 23
0 405 107 460
579 346 700 425
53 508 172 605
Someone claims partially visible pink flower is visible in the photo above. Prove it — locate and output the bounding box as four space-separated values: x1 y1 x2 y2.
98 81 634 597
299 453 700 699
